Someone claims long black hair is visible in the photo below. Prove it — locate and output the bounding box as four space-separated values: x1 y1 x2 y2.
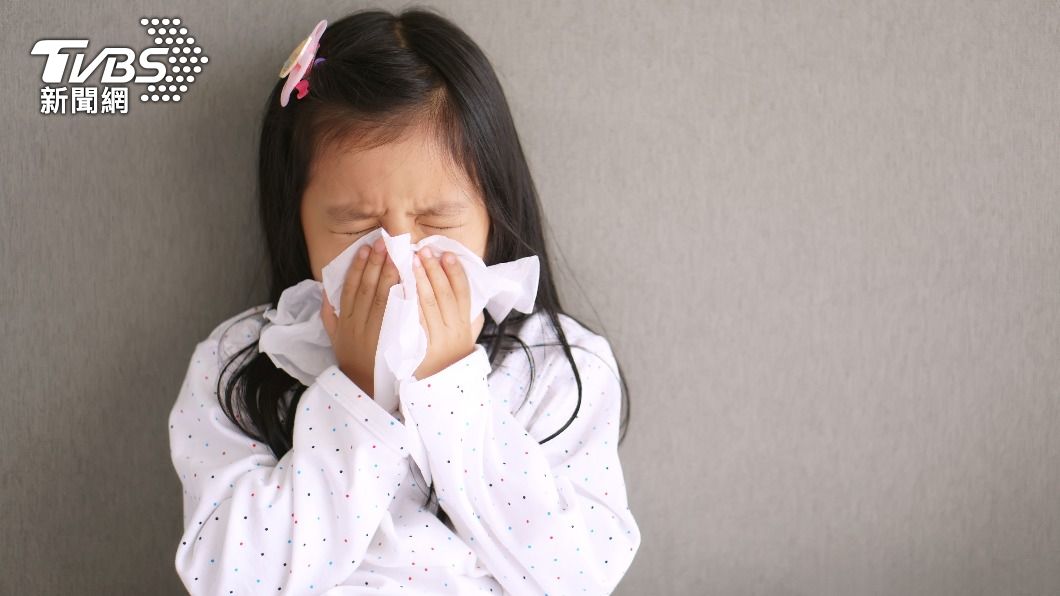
214 6 631 527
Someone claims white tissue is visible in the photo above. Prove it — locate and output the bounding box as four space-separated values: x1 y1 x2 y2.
258 227 540 414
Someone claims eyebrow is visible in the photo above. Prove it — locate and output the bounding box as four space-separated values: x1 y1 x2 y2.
325 200 468 221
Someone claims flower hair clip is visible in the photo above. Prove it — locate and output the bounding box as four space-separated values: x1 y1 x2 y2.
278 19 327 107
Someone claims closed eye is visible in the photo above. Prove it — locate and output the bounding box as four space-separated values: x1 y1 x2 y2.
340 225 377 236
340 224 459 236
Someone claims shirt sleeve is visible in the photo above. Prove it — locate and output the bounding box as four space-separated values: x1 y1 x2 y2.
168 337 413 595
396 335 641 595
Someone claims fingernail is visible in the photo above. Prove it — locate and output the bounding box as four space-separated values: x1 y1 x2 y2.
357 246 369 260
413 254 422 268
443 252 456 264
373 238 385 252
420 246 433 259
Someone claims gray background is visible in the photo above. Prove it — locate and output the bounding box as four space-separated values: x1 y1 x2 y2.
2 1 1058 594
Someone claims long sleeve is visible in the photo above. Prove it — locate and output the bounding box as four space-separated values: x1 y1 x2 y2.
168 337 414 595
396 334 641 595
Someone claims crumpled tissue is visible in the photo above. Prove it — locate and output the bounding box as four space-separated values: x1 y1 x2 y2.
257 227 540 483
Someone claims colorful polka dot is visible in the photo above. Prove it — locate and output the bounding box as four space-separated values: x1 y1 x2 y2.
168 307 639 593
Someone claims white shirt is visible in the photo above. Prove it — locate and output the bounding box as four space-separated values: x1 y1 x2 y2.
169 304 640 595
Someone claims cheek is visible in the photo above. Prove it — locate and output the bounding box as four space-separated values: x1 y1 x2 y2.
473 212 490 259
445 227 487 260
445 207 489 260
301 221 338 282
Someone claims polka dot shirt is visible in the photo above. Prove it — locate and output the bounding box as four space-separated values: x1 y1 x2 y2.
168 305 640 594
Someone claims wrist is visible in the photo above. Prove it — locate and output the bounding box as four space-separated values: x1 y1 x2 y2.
413 344 477 381
338 365 374 400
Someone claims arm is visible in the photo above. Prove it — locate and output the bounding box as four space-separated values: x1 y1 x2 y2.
168 338 412 595
397 335 641 595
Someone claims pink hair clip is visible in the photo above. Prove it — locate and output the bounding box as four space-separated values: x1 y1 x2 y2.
278 19 327 107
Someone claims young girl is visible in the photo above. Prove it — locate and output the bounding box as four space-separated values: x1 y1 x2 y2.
168 8 640 595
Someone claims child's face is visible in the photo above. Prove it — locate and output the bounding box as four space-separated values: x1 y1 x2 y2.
300 125 491 282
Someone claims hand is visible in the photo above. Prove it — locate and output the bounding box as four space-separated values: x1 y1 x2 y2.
411 246 485 380
320 237 400 399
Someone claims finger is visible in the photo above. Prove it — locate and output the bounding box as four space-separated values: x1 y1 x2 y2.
413 252 441 339
419 246 457 328
440 251 471 327
366 250 400 333
353 238 387 329
341 244 371 321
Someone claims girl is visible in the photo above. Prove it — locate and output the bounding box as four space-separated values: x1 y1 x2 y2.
168 7 640 595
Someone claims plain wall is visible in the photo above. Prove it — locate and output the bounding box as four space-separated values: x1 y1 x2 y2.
2 1 1058 594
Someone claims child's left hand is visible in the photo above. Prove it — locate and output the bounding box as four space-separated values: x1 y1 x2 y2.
411 246 486 380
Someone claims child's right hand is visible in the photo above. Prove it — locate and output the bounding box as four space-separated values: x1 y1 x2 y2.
320 237 400 400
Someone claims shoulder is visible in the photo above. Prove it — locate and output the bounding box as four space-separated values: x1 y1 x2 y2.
196 303 271 367
172 303 270 423
498 310 623 442
503 309 620 383
510 309 604 345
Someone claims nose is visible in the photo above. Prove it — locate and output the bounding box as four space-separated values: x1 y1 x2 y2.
381 217 427 245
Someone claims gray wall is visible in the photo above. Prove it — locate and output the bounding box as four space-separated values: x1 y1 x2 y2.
2 1 1058 594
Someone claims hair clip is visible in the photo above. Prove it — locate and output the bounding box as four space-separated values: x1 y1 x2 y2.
279 19 327 107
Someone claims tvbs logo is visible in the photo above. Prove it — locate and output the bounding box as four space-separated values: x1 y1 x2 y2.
30 17 209 115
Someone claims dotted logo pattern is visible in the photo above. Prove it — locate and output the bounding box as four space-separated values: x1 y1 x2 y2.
137 17 208 103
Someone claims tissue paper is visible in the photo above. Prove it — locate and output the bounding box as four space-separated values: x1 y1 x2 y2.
258 227 540 415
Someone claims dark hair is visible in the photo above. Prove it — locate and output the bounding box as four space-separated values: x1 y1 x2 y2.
214 6 631 529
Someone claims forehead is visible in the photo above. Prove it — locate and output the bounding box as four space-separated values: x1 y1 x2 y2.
304 125 478 210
